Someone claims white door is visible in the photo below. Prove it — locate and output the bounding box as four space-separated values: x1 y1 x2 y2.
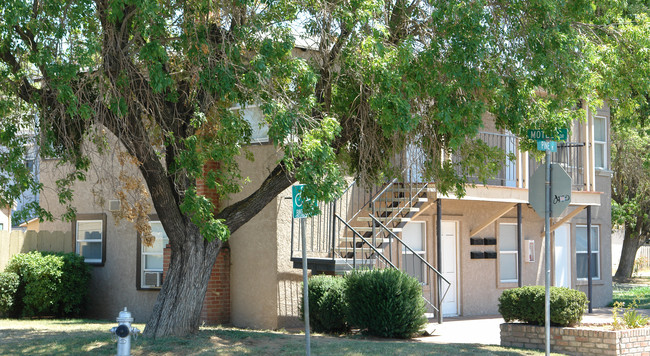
554 224 571 288
441 221 459 317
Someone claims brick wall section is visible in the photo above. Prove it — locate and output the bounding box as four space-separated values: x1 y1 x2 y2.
161 161 231 325
162 245 231 325
501 323 650 356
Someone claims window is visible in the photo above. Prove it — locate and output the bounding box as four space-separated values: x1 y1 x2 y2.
499 223 518 283
0 223 3 230
73 214 106 265
576 225 600 280
138 220 169 289
402 222 426 284
229 105 270 144
594 116 607 169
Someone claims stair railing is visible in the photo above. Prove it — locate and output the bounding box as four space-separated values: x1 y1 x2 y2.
369 213 451 313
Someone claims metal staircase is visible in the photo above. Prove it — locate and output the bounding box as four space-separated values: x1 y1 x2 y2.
290 146 451 319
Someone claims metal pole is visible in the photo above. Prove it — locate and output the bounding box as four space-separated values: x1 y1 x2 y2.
544 149 551 356
587 205 593 313
436 199 442 324
517 203 522 288
301 218 311 356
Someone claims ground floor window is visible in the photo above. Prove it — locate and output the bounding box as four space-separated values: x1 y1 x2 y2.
138 220 169 289
576 225 600 280
73 214 106 265
402 221 426 284
499 223 518 283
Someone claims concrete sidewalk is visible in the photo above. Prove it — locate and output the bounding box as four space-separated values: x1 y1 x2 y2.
415 308 623 345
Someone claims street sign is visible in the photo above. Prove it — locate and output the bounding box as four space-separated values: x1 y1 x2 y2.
536 140 557 152
293 185 308 219
527 129 568 141
529 164 572 218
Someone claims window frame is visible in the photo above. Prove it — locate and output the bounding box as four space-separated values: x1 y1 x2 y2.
593 115 607 170
401 221 427 285
72 213 107 266
576 224 600 281
136 215 169 290
498 222 519 284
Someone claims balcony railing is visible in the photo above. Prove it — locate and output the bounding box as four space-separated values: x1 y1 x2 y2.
453 132 585 191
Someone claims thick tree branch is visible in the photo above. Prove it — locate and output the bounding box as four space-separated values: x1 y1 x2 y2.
218 162 295 234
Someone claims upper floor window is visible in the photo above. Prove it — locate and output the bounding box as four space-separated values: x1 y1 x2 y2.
594 116 607 169
73 214 107 265
230 105 269 144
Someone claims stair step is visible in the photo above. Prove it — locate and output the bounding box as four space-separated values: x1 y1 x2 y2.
357 217 411 223
376 197 428 203
375 207 420 213
387 187 435 193
338 236 391 244
345 226 403 233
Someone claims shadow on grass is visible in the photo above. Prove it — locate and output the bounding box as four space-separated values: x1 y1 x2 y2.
0 322 550 355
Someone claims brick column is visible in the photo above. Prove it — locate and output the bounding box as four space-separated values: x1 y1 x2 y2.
200 246 231 325
162 244 231 325
161 160 231 325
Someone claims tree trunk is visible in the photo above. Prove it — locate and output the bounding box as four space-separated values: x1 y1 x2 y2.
143 224 222 338
615 228 645 279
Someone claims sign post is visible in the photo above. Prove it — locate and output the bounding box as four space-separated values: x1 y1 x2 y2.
293 185 311 356
527 128 571 356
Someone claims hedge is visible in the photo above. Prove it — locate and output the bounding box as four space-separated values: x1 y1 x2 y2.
301 275 348 333
4 251 91 317
345 269 427 338
498 286 588 326
0 272 20 316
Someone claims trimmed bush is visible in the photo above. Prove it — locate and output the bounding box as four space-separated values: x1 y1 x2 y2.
345 269 427 338
301 275 348 333
0 272 19 316
48 252 92 316
5 251 91 317
498 286 588 326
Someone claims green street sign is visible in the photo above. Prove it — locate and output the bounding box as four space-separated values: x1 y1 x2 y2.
293 184 313 219
537 140 557 152
527 129 568 141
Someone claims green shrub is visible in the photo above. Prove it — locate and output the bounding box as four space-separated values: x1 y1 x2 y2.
0 272 19 316
48 252 92 316
498 286 588 326
301 275 348 333
5 251 91 317
345 269 427 338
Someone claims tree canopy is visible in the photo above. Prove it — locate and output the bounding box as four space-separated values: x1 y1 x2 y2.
1 0 650 337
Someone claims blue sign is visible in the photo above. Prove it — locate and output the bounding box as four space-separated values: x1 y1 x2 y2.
293 185 307 219
537 140 557 152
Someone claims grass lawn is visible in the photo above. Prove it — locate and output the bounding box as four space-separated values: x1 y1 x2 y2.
0 319 560 355
612 285 650 309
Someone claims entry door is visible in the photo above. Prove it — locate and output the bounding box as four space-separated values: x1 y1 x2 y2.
441 221 459 317
554 224 571 288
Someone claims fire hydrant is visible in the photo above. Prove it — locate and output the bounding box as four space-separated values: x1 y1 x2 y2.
110 307 140 356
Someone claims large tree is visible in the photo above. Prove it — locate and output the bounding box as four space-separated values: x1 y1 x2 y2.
1 0 649 337
612 127 650 278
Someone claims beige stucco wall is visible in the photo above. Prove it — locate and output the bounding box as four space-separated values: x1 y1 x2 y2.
227 143 286 329
38 146 160 322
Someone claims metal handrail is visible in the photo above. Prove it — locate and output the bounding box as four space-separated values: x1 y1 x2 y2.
369 213 451 311
334 214 398 270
